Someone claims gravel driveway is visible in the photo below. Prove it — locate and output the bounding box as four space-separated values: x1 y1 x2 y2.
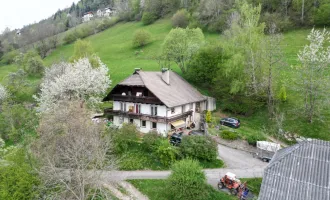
217 144 269 169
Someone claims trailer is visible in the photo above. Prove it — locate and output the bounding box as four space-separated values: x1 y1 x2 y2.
254 141 281 162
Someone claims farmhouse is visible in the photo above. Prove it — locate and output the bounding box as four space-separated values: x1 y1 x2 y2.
259 139 330 200
103 68 216 136
82 12 94 22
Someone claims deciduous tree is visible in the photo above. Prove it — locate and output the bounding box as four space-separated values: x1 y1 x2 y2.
162 28 204 73
32 102 116 200
34 57 111 113
297 29 330 122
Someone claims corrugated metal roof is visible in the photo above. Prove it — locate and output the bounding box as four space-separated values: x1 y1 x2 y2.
259 139 330 200
116 70 206 108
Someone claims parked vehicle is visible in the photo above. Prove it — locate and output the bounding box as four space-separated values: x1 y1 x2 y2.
218 172 248 197
169 132 183 146
254 141 281 162
220 117 240 128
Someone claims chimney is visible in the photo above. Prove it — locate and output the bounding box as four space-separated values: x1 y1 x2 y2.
134 68 142 74
161 68 170 85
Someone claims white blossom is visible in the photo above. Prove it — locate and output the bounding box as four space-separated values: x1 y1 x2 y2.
34 57 111 113
0 84 7 103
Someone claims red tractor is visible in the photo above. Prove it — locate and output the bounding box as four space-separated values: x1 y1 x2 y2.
218 172 248 199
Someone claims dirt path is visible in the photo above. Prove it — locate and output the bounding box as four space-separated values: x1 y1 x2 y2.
103 181 149 200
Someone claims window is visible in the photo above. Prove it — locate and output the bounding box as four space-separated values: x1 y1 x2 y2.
128 105 134 112
129 119 134 123
152 122 157 129
120 103 126 112
151 106 157 116
135 104 141 114
171 108 175 114
141 120 146 128
195 102 200 112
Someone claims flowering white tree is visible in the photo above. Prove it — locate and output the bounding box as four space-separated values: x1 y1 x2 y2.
0 84 7 103
34 57 111 112
297 29 330 122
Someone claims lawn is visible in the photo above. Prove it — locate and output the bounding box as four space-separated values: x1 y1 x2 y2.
129 179 236 200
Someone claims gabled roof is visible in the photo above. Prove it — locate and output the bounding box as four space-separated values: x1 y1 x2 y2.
106 70 206 108
259 139 330 200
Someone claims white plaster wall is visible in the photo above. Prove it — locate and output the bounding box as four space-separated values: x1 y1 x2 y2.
141 104 151 115
133 119 141 127
140 120 151 133
157 105 167 117
167 106 183 117
113 101 121 110
157 123 167 136
123 117 129 123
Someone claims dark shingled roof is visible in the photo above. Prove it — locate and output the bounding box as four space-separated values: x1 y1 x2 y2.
259 139 330 200
116 70 206 108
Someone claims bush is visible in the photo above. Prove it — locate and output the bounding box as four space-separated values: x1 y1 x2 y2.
278 86 287 102
142 12 158 25
63 32 77 44
110 123 140 154
156 140 178 167
0 149 40 200
1 50 19 64
22 50 45 75
180 135 218 161
261 12 293 33
172 9 190 28
132 29 152 48
206 110 212 123
221 130 238 140
313 3 330 26
142 131 161 151
246 135 266 147
167 159 209 200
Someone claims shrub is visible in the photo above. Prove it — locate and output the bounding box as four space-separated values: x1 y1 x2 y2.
132 29 152 48
0 149 40 200
1 50 19 64
261 12 293 33
171 9 190 28
110 123 140 154
313 3 330 26
142 12 157 25
167 159 209 200
221 130 238 140
206 110 212 123
22 50 45 75
63 32 77 44
142 131 161 151
278 86 287 102
156 140 178 167
246 134 266 147
180 135 218 161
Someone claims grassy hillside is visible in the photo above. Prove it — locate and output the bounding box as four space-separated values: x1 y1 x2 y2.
0 18 328 140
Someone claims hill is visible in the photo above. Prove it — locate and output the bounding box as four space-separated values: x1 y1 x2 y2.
0 18 329 141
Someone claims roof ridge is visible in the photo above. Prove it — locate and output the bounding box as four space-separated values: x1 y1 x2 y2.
265 142 305 171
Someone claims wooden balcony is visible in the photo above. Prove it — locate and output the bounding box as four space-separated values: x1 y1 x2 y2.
111 94 163 104
104 109 193 123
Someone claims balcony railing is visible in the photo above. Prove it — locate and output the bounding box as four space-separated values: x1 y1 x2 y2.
104 109 193 123
111 94 163 104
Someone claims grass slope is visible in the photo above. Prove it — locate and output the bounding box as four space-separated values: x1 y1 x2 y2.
129 179 236 200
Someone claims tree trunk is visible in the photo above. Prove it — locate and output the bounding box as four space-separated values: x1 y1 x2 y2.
301 0 305 24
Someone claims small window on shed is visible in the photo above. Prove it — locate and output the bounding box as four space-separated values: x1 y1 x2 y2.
141 120 146 127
